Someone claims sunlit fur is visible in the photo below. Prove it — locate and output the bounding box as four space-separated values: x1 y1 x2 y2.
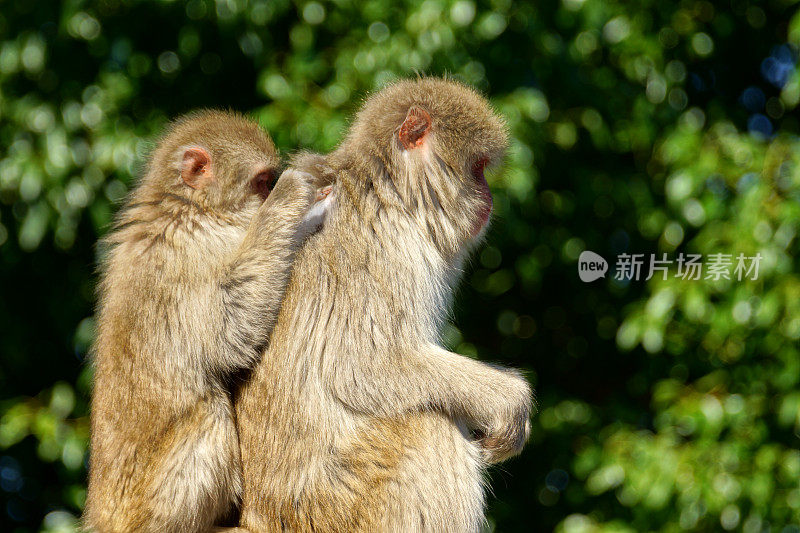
84 111 318 533
236 78 533 532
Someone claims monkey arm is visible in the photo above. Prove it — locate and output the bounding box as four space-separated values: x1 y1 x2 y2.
216 170 317 372
328 343 532 462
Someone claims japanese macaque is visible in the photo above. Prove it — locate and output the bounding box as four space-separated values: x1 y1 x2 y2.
84 110 322 533
235 78 533 532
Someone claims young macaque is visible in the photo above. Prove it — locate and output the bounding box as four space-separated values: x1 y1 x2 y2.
235 78 533 532
84 110 322 533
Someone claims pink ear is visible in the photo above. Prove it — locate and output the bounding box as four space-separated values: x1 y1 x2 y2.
398 106 431 150
181 147 213 189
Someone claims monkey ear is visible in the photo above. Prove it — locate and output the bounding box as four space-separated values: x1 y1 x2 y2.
181 147 214 190
398 106 431 150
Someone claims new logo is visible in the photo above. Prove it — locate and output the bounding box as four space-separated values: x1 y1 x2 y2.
578 251 608 282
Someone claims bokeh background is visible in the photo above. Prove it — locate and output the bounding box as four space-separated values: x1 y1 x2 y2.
1 0 800 531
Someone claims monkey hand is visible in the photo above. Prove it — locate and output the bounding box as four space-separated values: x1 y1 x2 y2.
476 370 532 464
268 168 334 240
263 168 318 217
290 151 336 189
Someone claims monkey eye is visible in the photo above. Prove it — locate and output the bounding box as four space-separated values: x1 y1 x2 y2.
251 169 277 200
471 158 489 181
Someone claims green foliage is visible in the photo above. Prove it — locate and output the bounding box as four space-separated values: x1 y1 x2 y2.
1 0 799 531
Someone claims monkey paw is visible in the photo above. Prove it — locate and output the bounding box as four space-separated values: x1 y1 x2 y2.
315 185 334 202
478 417 531 464
477 375 532 464
266 168 319 213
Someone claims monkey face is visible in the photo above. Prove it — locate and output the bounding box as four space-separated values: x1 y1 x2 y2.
347 78 508 254
213 130 281 212
145 110 281 217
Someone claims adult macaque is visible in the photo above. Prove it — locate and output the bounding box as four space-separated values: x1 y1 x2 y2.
235 78 532 532
84 111 321 533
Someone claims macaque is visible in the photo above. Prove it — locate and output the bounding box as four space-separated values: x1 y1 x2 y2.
235 78 533 532
84 110 321 533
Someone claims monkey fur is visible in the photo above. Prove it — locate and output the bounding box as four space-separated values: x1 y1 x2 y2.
235 78 533 532
84 110 320 533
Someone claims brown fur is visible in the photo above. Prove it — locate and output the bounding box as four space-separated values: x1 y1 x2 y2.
84 111 320 532
235 78 532 532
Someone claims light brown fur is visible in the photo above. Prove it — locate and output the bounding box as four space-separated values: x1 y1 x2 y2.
235 78 532 532
85 111 320 533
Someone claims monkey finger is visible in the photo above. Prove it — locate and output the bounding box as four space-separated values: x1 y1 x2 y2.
315 185 334 202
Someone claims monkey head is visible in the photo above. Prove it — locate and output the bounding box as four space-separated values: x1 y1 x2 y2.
339 78 508 259
144 110 280 216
